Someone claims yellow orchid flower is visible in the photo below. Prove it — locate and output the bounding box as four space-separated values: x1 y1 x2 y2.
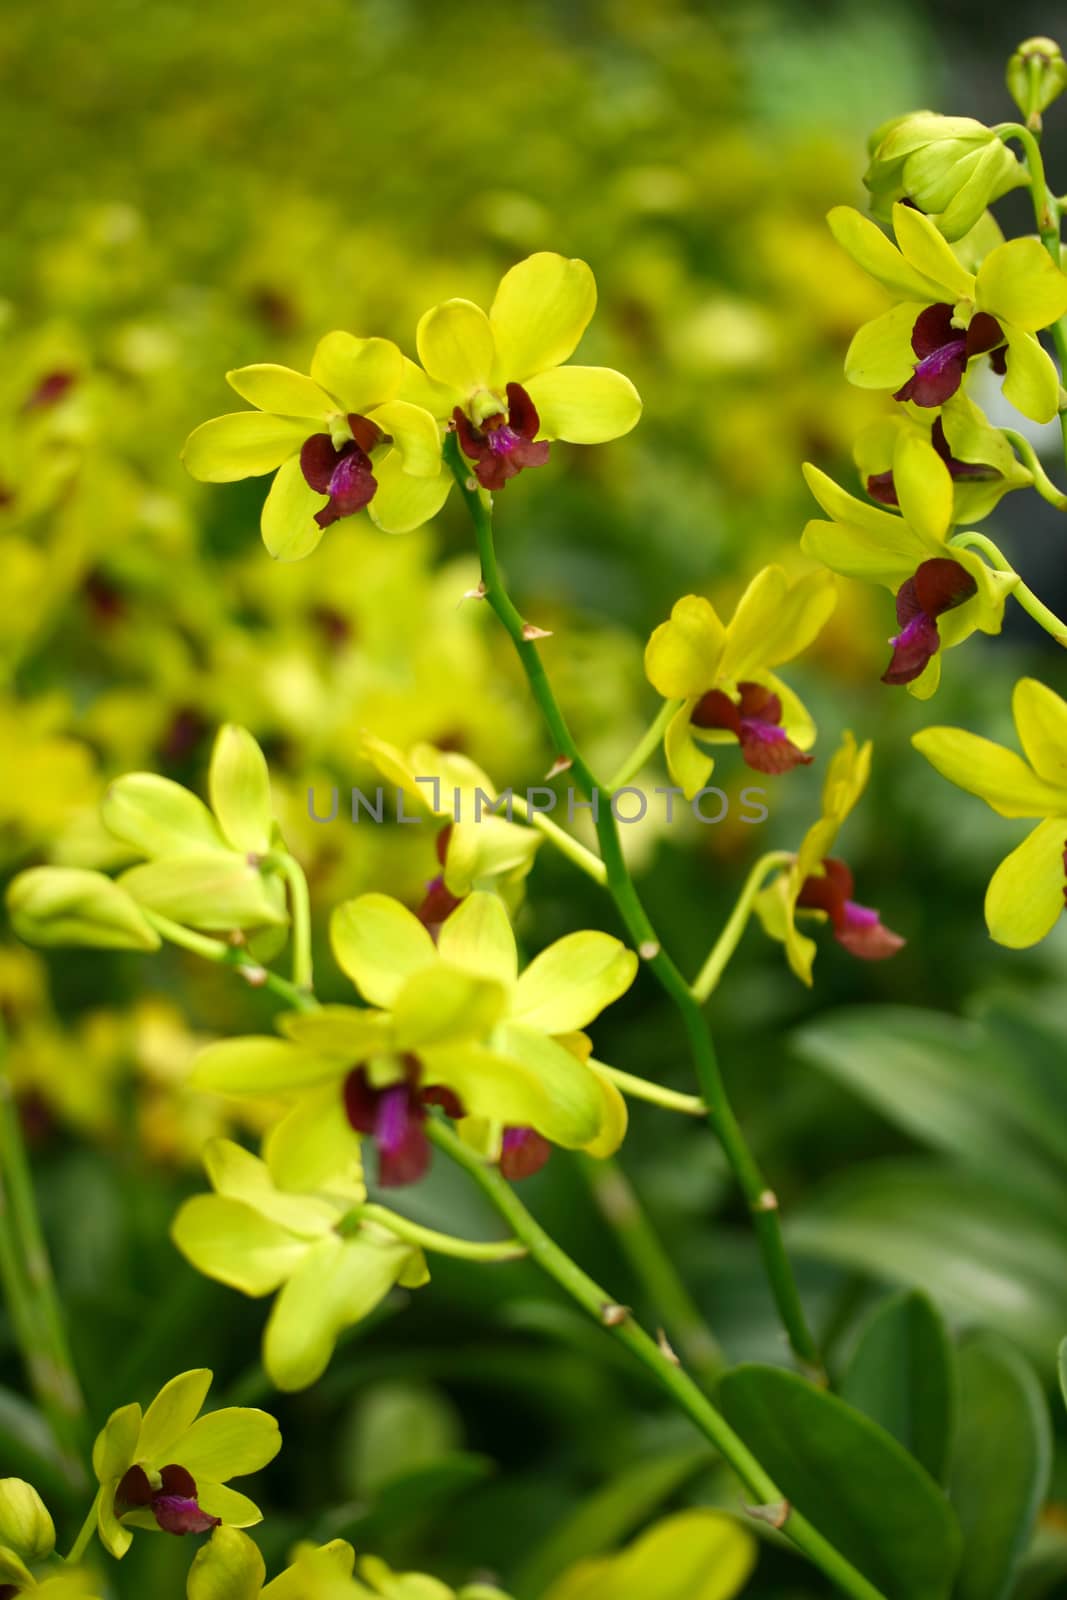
91 1369 280 1558
352 1553 508 1599
829 200 1067 422
913 677 1067 947
755 734 904 985
189 1526 363 1600
644 567 837 800
183 333 447 559
802 433 1017 696
408 252 641 492
188 891 635 1190
172 1141 428 1392
854 392 1031 525
99 723 291 934
541 1509 755 1600
359 733 542 919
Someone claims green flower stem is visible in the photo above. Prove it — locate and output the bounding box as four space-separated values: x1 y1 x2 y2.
342 1202 528 1262
0 1022 88 1490
691 851 794 1002
579 1153 724 1382
444 433 822 1374
509 797 607 884
143 911 318 1013
949 530 1067 645
63 1490 101 1564
595 1063 706 1117
995 122 1067 459
1001 427 1067 510
263 851 314 993
607 699 682 790
428 1120 885 1600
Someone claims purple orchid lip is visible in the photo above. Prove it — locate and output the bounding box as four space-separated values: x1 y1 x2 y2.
487 423 522 456
299 413 384 528
796 858 905 961
454 382 551 490
882 556 978 686
893 304 1004 407
344 1063 465 1188
114 1463 220 1538
867 417 1000 507
690 682 813 774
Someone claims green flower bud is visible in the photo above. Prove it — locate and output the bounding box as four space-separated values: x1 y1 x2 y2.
118 854 287 932
1007 36 1067 124
6 867 162 951
865 113 1026 241
0 1478 55 1565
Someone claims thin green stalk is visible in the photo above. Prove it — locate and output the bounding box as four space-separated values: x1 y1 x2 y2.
510 797 607 884
579 1153 724 1382
949 530 1067 645
444 434 822 1373
143 911 318 1013
0 1024 88 1487
264 851 314 993
1001 427 1067 511
608 699 681 790
691 851 794 1002
63 1490 101 1564
595 1063 705 1117
428 1121 885 1600
996 122 1067 460
342 1202 527 1262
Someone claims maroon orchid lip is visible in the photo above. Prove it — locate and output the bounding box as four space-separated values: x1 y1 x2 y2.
23 370 76 411
454 382 551 491
882 556 977 686
690 681 813 774
893 305 1003 407
344 1061 464 1188
115 1463 221 1537
300 414 385 528
866 417 1001 507
499 1126 552 1180
796 857 905 961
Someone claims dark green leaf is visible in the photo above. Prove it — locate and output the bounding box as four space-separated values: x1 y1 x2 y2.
718 1364 961 1600
949 1333 1050 1600
0 1386 77 1506
791 1007 1067 1207
789 1161 1067 1366
340 1380 462 1497
326 1452 495 1545
841 1290 956 1483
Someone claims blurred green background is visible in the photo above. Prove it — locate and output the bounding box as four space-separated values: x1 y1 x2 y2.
4 1 1067 1594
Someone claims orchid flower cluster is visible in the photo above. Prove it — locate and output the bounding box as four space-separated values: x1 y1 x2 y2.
5 34 1067 1600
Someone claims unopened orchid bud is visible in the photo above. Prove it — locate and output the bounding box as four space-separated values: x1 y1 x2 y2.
865 112 1025 240
1007 36 1067 125
0 1478 55 1564
6 867 161 951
